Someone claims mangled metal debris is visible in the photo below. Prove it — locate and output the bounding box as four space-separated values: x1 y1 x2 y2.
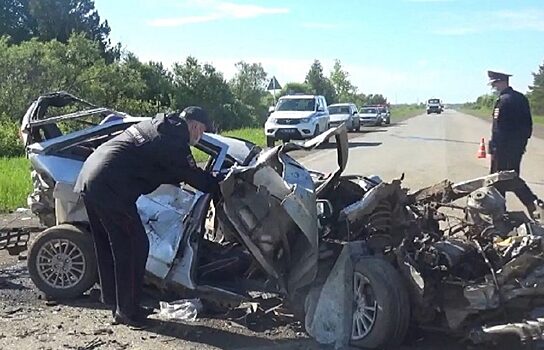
303 168 544 348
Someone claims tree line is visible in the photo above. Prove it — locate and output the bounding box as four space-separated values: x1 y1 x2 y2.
0 0 390 156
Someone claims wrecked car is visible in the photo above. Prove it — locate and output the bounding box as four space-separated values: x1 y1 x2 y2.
315 170 544 347
7 92 544 349
13 92 406 349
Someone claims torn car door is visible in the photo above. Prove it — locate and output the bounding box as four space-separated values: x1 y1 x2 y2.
218 125 349 296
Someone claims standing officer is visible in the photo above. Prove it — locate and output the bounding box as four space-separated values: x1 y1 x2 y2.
487 70 541 217
74 106 220 327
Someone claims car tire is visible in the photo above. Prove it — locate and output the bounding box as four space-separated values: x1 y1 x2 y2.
356 120 361 132
266 136 275 148
349 257 410 349
28 224 98 300
313 125 320 137
385 118 390 125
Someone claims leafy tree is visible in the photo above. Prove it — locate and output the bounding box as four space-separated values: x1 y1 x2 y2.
330 59 356 103
0 0 34 43
278 82 312 97
0 34 150 121
366 94 388 105
124 53 174 111
304 59 337 104
352 93 368 107
0 116 24 156
229 61 269 124
528 61 544 115
474 94 495 109
172 57 247 130
230 61 268 107
0 0 118 61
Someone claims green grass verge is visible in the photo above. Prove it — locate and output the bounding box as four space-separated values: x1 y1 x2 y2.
192 127 265 163
460 107 544 125
390 105 426 122
222 128 265 146
0 157 32 213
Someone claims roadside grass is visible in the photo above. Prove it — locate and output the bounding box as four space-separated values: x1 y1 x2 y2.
0 157 32 213
460 107 544 125
222 128 265 146
192 127 265 163
390 105 425 122
459 107 491 120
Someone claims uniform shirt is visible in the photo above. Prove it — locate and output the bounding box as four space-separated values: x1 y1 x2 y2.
74 114 218 206
491 86 532 151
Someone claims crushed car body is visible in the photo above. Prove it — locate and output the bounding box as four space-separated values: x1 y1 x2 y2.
8 92 544 349
310 169 544 347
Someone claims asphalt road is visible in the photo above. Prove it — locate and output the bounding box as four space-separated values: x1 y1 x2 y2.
302 108 544 209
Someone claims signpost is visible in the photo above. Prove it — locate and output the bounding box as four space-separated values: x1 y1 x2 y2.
266 76 282 105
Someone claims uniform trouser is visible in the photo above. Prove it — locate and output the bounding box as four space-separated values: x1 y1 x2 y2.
490 146 537 207
82 196 149 318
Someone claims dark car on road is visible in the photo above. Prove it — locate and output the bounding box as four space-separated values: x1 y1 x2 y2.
426 98 443 114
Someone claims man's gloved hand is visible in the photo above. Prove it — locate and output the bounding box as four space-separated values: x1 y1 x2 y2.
211 170 229 182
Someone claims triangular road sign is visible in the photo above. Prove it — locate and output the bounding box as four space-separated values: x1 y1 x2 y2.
267 76 282 91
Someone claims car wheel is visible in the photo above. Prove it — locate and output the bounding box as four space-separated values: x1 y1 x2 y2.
349 257 410 349
28 224 98 299
349 119 355 132
266 136 275 148
313 125 320 137
356 120 361 132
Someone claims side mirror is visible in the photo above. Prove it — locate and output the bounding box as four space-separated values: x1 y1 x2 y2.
268 106 275 113
353 111 357 115
317 106 324 112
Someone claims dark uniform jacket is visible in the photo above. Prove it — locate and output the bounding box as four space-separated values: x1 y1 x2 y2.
74 114 219 207
490 86 532 154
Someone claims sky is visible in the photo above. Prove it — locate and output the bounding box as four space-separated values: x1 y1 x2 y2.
94 0 544 104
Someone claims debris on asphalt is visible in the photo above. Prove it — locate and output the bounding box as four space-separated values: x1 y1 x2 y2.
158 299 203 321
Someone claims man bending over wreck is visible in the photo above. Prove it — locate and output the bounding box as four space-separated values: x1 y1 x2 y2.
75 106 221 327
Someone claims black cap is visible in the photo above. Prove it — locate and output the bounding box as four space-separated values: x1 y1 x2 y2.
180 106 213 132
488 70 512 84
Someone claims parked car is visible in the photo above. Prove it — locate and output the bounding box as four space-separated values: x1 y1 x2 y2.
426 98 443 114
358 106 383 126
377 105 391 125
264 94 330 147
328 103 360 132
